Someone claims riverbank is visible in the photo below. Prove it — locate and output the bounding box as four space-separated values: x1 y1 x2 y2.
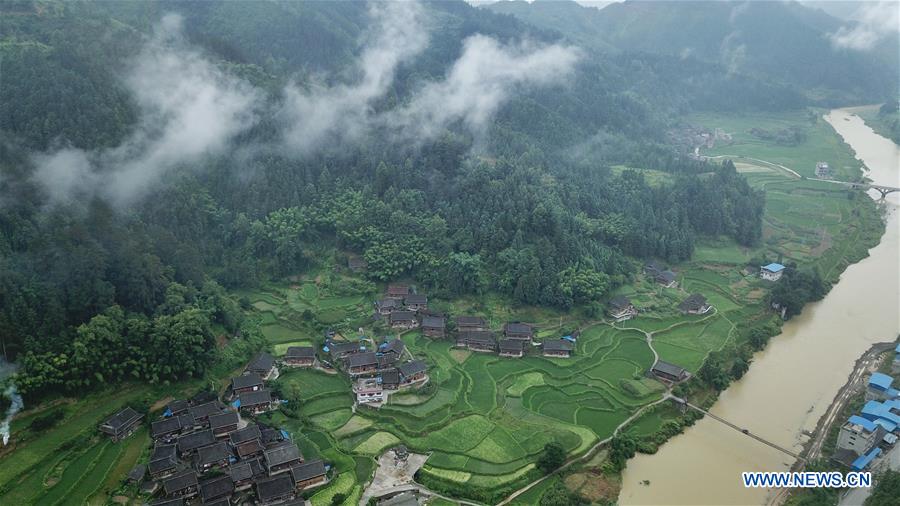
618 107 900 505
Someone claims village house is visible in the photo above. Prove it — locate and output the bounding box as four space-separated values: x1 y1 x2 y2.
208 411 240 438
188 401 222 428
328 341 361 361
378 492 420 506
645 262 677 288
679 293 712 315
380 368 401 390
389 311 419 329
149 444 179 480
230 425 265 459
99 407 144 442
260 424 288 447
263 442 304 476
398 360 428 385
346 352 379 376
377 351 399 370
815 161 831 178
290 459 328 490
163 469 199 499
457 330 497 352
456 316 487 332
229 458 265 491
386 284 410 300
165 399 190 417
542 339 574 358
151 414 192 443
238 389 274 415
355 377 384 404
199 475 234 504
379 338 406 363
503 322 534 342
608 296 638 321
254 473 295 505
651 360 689 383
837 415 886 457
195 441 232 473
376 298 399 316
283 346 316 368
760 262 786 282
499 339 525 358
177 429 216 458
149 497 183 506
245 352 278 380
404 293 428 311
421 315 446 338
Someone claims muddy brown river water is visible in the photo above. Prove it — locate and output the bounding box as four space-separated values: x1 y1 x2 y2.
618 107 900 505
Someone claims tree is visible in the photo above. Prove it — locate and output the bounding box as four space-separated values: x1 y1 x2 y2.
540 481 588 506
865 470 900 506
330 492 346 506
537 442 566 474
608 434 637 472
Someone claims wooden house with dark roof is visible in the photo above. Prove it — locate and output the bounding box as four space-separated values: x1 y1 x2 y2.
188 401 221 428
386 284 410 300
283 346 316 367
499 339 525 358
230 424 264 458
99 407 143 442
457 331 497 352
199 475 234 504
398 360 428 384
263 442 304 476
608 296 638 321
421 315 446 338
238 389 274 415
151 415 191 443
403 293 428 311
542 339 575 358
229 459 261 491
149 444 179 480
245 352 277 380
380 368 401 390
456 316 487 332
291 459 328 490
346 352 378 376
328 341 360 361
254 473 295 505
376 298 399 316
195 441 232 473
208 411 239 438
260 425 287 447
380 338 406 361
503 323 534 342
230 374 264 400
656 270 677 288
166 399 190 416
651 360 689 382
679 293 712 315
149 498 183 506
163 469 199 499
389 311 418 329
177 429 216 457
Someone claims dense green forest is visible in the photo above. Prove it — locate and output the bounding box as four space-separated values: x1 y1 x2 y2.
0 0 884 399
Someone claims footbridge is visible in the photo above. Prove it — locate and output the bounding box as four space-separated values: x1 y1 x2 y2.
820 179 900 200
670 396 805 462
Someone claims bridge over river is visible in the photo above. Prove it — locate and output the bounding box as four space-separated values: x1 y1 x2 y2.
818 179 900 200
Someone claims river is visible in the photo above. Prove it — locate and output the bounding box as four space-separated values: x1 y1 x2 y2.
619 107 900 505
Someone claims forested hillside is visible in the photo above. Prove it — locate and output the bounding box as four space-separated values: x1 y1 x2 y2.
487 0 900 106
3 0 768 397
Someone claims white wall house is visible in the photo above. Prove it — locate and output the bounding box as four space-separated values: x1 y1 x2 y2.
760 263 785 281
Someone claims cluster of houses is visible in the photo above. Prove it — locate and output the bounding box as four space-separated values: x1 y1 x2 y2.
376 285 447 338
324 334 429 407
604 292 712 322
100 352 329 505
834 369 900 472
453 317 576 359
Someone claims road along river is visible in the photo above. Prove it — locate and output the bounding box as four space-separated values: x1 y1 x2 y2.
618 107 900 505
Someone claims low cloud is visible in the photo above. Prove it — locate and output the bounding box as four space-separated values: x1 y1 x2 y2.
33 14 261 207
386 35 580 143
280 1 429 154
831 1 900 50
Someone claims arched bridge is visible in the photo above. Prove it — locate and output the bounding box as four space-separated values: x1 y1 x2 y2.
820 179 900 200
670 396 805 462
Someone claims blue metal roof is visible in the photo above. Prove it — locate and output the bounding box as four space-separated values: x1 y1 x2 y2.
895 343 900 354
887 388 900 399
862 400 900 425
869 372 894 391
874 418 898 433
762 263 785 272
851 448 881 471
848 415 877 432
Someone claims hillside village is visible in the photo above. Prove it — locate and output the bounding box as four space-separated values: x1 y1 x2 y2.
89 256 803 505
